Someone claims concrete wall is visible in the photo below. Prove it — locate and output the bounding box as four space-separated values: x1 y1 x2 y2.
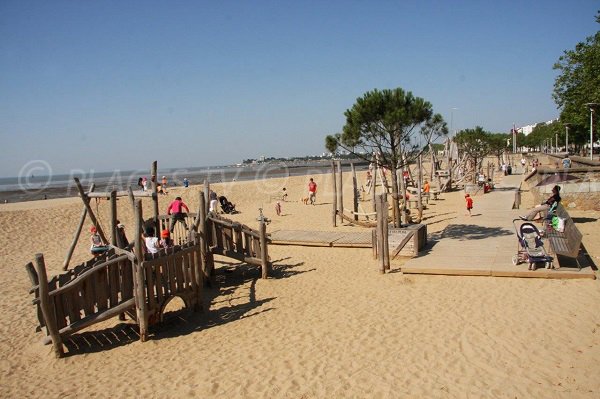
528 167 600 211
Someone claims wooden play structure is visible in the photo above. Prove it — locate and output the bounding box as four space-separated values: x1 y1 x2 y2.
331 154 441 226
25 162 271 358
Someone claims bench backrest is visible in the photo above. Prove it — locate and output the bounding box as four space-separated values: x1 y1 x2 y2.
552 204 582 258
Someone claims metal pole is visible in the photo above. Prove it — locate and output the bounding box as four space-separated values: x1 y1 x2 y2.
592 108 595 161
585 103 599 160
565 124 569 154
555 133 558 153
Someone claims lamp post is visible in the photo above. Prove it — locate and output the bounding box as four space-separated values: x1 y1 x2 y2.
555 133 558 153
564 123 571 154
450 107 458 137
585 103 599 160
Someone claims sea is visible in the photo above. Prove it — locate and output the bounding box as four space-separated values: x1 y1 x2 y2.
0 160 368 203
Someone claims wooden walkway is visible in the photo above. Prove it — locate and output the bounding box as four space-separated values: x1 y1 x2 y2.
269 230 372 248
401 173 596 279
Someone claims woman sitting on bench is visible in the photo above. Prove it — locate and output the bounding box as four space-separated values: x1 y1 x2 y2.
520 185 561 221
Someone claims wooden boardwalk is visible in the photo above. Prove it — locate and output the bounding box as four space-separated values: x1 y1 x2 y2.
401 173 596 280
269 230 372 248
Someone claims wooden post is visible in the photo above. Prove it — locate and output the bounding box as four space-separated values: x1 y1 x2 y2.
133 199 148 341
110 190 118 246
197 191 208 284
351 163 358 221
34 253 64 357
63 183 95 270
331 161 337 227
446 139 452 191
372 159 378 213
376 195 385 274
259 220 269 279
417 155 423 221
337 161 343 221
73 177 108 244
203 179 210 215
382 194 390 271
151 161 160 234
195 191 208 284
398 165 408 226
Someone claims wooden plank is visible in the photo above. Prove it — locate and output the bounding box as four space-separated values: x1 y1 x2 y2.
41 298 136 345
391 231 415 259
155 262 164 305
121 260 134 300
145 263 156 312
168 255 177 295
69 289 82 323
96 267 108 312
53 293 67 329
108 261 119 307
175 254 185 293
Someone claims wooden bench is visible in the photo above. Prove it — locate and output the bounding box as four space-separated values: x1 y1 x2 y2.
544 204 583 269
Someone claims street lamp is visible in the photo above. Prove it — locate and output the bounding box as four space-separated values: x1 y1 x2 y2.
450 107 458 137
563 123 571 154
585 103 599 160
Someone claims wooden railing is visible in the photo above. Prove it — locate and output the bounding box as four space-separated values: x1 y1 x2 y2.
26 252 136 356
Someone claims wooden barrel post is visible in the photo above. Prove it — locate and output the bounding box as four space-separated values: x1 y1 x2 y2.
34 253 64 357
134 199 148 342
151 161 160 234
337 161 343 221
331 160 337 227
351 163 358 221
259 220 269 279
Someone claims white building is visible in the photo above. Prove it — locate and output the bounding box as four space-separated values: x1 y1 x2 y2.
517 118 558 136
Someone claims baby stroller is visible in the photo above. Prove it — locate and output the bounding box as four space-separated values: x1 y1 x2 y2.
512 219 553 270
219 196 238 214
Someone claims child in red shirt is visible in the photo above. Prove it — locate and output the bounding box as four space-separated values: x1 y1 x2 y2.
465 193 473 216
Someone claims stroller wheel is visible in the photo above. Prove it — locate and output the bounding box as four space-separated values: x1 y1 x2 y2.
512 254 519 265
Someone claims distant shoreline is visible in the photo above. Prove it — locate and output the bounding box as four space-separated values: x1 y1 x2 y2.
0 159 369 204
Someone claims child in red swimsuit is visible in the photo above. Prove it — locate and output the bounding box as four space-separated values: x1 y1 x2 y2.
465 194 473 216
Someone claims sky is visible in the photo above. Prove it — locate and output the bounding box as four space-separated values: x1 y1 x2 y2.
0 0 598 177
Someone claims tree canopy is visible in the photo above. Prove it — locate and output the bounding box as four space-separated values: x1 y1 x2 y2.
553 11 600 144
325 87 447 226
325 88 447 168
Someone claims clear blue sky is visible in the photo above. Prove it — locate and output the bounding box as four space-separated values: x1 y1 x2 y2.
0 0 598 177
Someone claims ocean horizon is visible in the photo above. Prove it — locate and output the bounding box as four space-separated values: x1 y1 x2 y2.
0 159 368 203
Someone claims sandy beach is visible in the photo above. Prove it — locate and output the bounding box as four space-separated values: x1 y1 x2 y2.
1 169 600 398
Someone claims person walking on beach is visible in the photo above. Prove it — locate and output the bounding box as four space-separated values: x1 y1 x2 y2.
275 201 282 216
308 178 317 205
161 176 169 193
142 177 148 191
465 193 473 216
167 196 189 233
